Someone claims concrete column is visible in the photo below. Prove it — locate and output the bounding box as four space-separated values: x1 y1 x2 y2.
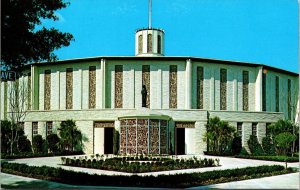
101 59 106 109
195 121 207 154
186 59 192 109
242 122 252 152
210 68 215 110
233 73 238 111
31 66 39 110
257 123 266 144
255 66 263 111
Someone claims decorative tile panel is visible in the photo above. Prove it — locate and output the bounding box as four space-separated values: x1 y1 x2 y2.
27 72 31 110
44 70 51 110
66 68 73 109
89 66 96 109
142 65 150 108
94 121 114 128
115 65 123 108
242 71 249 111
197 67 203 109
120 125 127 154
169 65 177 109
220 68 227 110
175 122 195 128
150 126 159 154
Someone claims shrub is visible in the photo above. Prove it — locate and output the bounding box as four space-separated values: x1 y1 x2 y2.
18 136 32 153
32 135 44 153
47 134 60 153
262 136 275 155
239 147 249 156
247 135 264 156
231 136 242 155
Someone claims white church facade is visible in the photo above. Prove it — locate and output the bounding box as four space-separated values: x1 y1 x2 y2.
1 26 299 155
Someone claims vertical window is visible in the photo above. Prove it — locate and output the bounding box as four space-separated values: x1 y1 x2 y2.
275 76 279 112
237 122 243 137
66 68 73 109
138 35 143 54
242 71 249 111
27 72 31 110
252 123 257 136
262 72 266 111
220 68 227 110
197 66 204 109
142 65 150 108
32 122 38 136
169 65 177 108
46 121 53 136
288 79 291 120
147 34 152 53
44 70 51 110
115 65 123 108
157 35 161 54
89 66 96 109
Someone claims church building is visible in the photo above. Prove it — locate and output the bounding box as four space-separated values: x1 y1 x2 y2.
0 3 298 155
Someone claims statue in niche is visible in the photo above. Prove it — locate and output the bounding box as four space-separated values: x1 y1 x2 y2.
141 84 147 107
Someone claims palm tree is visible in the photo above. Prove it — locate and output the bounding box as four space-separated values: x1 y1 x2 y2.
58 120 82 152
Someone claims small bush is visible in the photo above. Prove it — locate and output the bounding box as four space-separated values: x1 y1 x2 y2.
231 136 242 155
18 136 32 153
262 136 276 155
32 135 44 153
239 147 249 156
47 134 60 153
248 135 264 156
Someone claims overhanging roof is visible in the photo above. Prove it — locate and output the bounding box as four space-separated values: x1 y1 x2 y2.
118 108 171 120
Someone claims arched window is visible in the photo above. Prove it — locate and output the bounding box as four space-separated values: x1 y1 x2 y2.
157 35 161 54
147 34 152 53
138 35 143 54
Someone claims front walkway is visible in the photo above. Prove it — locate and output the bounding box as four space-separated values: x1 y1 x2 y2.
1 155 299 189
3 155 299 177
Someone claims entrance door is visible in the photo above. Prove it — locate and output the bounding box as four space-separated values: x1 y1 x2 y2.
176 128 185 155
104 128 114 154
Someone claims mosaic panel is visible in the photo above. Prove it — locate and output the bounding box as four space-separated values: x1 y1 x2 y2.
27 72 31 110
147 34 152 53
150 126 159 154
142 65 150 108
175 122 195 128
137 124 148 154
127 125 137 154
44 70 51 110
160 120 167 126
169 65 177 108
66 68 73 109
242 71 249 111
94 121 114 128
138 35 143 54
120 126 127 154
115 65 123 108
220 68 227 110
160 126 167 154
275 76 279 112
197 67 203 109
89 66 96 109
150 119 159 127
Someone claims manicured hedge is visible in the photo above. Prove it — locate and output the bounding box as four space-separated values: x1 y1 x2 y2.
1 151 83 159
236 155 299 162
61 156 219 173
1 162 294 188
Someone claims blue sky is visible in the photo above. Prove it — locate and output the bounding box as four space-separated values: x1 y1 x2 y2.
42 0 299 73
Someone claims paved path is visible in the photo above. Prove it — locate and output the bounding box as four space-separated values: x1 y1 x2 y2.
3 155 299 177
1 155 299 189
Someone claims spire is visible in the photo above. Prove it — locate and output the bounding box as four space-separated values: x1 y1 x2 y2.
148 0 152 28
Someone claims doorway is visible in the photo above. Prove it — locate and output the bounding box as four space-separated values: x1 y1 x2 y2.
104 128 114 154
176 128 185 155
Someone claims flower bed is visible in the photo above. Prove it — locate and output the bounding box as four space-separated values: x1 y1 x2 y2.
61 155 220 173
1 162 294 188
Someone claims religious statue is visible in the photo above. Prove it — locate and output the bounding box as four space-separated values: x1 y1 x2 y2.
141 85 147 107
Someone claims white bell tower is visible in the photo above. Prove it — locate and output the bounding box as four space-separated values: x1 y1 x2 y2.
135 0 165 56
